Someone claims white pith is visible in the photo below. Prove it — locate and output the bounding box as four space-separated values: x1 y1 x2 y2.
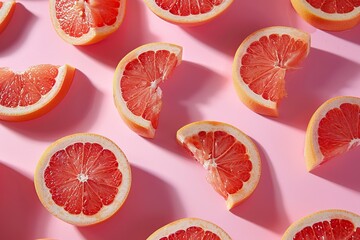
0 0 14 24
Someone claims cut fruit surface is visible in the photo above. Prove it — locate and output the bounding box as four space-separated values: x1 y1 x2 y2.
291 0 360 31
143 0 234 25
146 218 232 240
0 0 15 33
113 42 182 138
281 209 360 240
176 121 261 210
0 64 75 121
34 133 131 226
49 0 126 45
305 96 360 171
232 26 310 117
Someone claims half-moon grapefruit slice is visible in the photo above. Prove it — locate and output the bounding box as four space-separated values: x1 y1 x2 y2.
0 64 75 121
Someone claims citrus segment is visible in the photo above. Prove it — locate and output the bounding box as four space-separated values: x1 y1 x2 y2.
0 0 15 33
291 0 360 31
176 121 261 210
143 0 234 25
282 209 360 240
49 0 126 45
0 64 75 121
233 26 310 117
147 218 232 240
34 133 131 226
113 42 182 138
305 96 360 171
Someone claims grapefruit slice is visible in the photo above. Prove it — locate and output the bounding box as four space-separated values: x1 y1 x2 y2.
34 133 132 226
147 218 232 240
305 96 360 171
0 64 75 121
282 209 360 239
49 0 126 45
291 0 360 31
113 42 182 138
176 121 261 210
0 0 15 33
143 0 234 25
232 26 310 117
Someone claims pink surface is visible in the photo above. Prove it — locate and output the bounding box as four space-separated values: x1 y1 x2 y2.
1 0 360 239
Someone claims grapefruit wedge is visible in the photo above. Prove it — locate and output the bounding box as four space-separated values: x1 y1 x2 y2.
176 121 261 210
305 96 360 171
34 133 132 226
147 218 232 240
113 42 182 138
0 64 75 121
143 0 234 25
282 209 360 239
0 0 15 33
291 0 360 31
233 26 310 117
49 0 126 45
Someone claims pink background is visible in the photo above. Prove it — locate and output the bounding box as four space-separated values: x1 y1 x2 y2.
1 0 360 239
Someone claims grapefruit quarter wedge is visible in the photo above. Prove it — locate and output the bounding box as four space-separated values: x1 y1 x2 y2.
176 121 261 210
233 26 310 117
113 42 182 138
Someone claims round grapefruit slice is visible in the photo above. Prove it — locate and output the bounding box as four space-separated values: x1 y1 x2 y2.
305 96 360 171
147 218 232 240
232 26 310 117
291 0 360 31
34 133 132 226
143 0 234 25
0 64 75 121
49 0 126 45
282 209 360 239
176 121 261 210
0 0 15 33
113 42 182 138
